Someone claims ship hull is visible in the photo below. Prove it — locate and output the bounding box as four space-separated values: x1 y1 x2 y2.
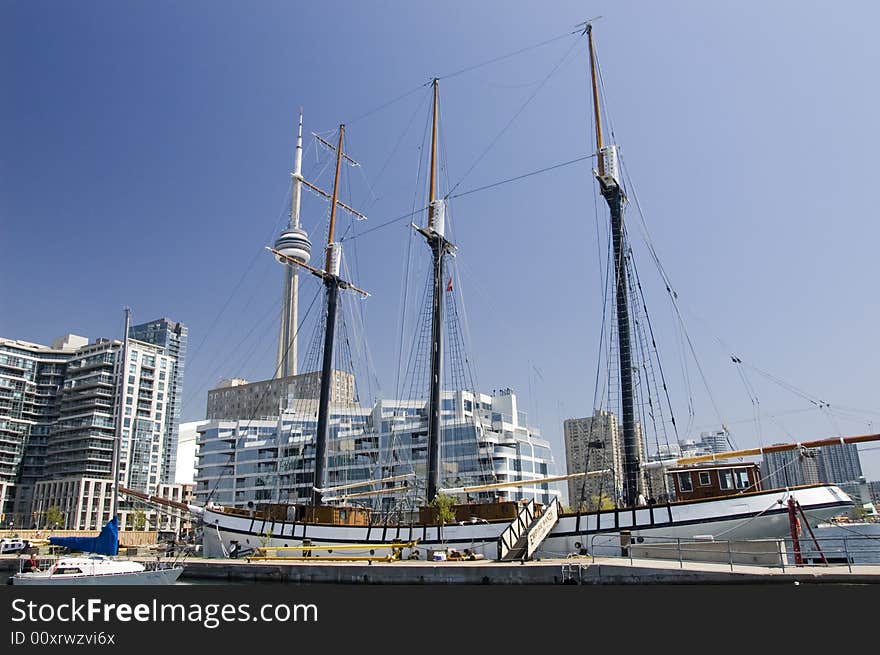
201 484 852 560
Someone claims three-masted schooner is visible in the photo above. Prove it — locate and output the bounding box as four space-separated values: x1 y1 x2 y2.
194 25 867 561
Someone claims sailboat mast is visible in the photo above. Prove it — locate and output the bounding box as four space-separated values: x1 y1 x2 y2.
312 124 346 507
587 25 640 507
425 78 446 503
111 307 131 518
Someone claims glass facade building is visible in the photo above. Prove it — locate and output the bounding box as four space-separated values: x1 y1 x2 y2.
129 318 188 484
194 389 559 511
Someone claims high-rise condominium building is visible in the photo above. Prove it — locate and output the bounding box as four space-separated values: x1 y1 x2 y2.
129 318 188 484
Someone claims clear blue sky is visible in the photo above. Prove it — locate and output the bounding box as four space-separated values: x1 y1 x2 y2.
3 1 880 482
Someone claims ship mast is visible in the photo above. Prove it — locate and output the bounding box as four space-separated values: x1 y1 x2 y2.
312 124 347 508
587 24 641 507
417 79 455 503
269 123 368 508
111 307 131 519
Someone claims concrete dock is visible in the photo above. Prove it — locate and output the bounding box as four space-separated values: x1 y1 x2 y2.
176 556 880 584
6 554 877 585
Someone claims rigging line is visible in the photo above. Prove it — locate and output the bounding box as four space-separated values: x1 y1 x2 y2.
361 88 433 213
737 360 829 407
340 207 426 242
179 291 283 418
451 260 480 395
734 361 763 449
622 152 831 424
343 83 429 127
394 224 417 403
592 206 613 416
346 258 382 400
338 28 576 127
832 405 880 418
618 164 730 435
448 153 597 201
203 284 323 506
394 101 432 402
444 36 585 199
342 153 597 243
184 224 282 373
629 240 680 448
438 28 581 81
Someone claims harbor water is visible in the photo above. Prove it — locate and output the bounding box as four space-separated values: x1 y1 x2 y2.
787 523 880 564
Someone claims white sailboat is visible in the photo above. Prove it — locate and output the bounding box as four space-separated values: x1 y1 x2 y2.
198 24 870 562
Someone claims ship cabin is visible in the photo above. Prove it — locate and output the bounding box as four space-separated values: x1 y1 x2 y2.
668 463 762 502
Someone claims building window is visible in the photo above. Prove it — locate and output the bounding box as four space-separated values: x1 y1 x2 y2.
677 472 693 492
698 471 711 486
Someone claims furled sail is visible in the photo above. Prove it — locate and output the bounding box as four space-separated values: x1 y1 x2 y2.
48 516 118 556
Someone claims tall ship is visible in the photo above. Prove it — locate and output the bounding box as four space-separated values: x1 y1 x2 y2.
188 24 870 561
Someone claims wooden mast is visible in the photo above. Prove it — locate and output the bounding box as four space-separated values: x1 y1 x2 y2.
421 78 453 503
428 79 439 229
267 123 367 510
587 23 641 507
587 25 605 177
312 124 346 507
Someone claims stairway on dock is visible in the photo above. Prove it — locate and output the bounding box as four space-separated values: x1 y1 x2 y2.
498 497 560 561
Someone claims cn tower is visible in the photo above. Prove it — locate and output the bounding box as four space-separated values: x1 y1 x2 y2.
274 110 312 378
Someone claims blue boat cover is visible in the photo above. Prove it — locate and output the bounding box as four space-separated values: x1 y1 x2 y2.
49 516 118 555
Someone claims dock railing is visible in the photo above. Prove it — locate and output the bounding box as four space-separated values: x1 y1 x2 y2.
585 532 880 572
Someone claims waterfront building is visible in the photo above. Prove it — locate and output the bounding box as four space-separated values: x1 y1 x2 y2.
563 410 647 510
698 430 731 454
0 321 184 528
205 371 355 420
817 442 863 485
761 447 822 489
761 442 863 491
869 480 880 508
176 420 208 485
195 388 559 510
29 478 194 531
154 482 194 535
129 318 187 485
30 477 114 530
0 335 83 521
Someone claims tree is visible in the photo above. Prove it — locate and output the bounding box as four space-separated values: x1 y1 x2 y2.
132 509 146 531
431 493 456 543
580 493 616 512
46 506 64 530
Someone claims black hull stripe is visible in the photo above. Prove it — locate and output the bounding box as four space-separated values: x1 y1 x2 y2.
550 500 848 539
209 500 849 547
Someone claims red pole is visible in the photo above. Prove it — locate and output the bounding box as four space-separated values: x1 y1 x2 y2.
796 501 829 565
787 497 803 566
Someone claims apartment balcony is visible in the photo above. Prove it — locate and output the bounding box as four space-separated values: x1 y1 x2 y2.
63 374 116 392
67 357 114 374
